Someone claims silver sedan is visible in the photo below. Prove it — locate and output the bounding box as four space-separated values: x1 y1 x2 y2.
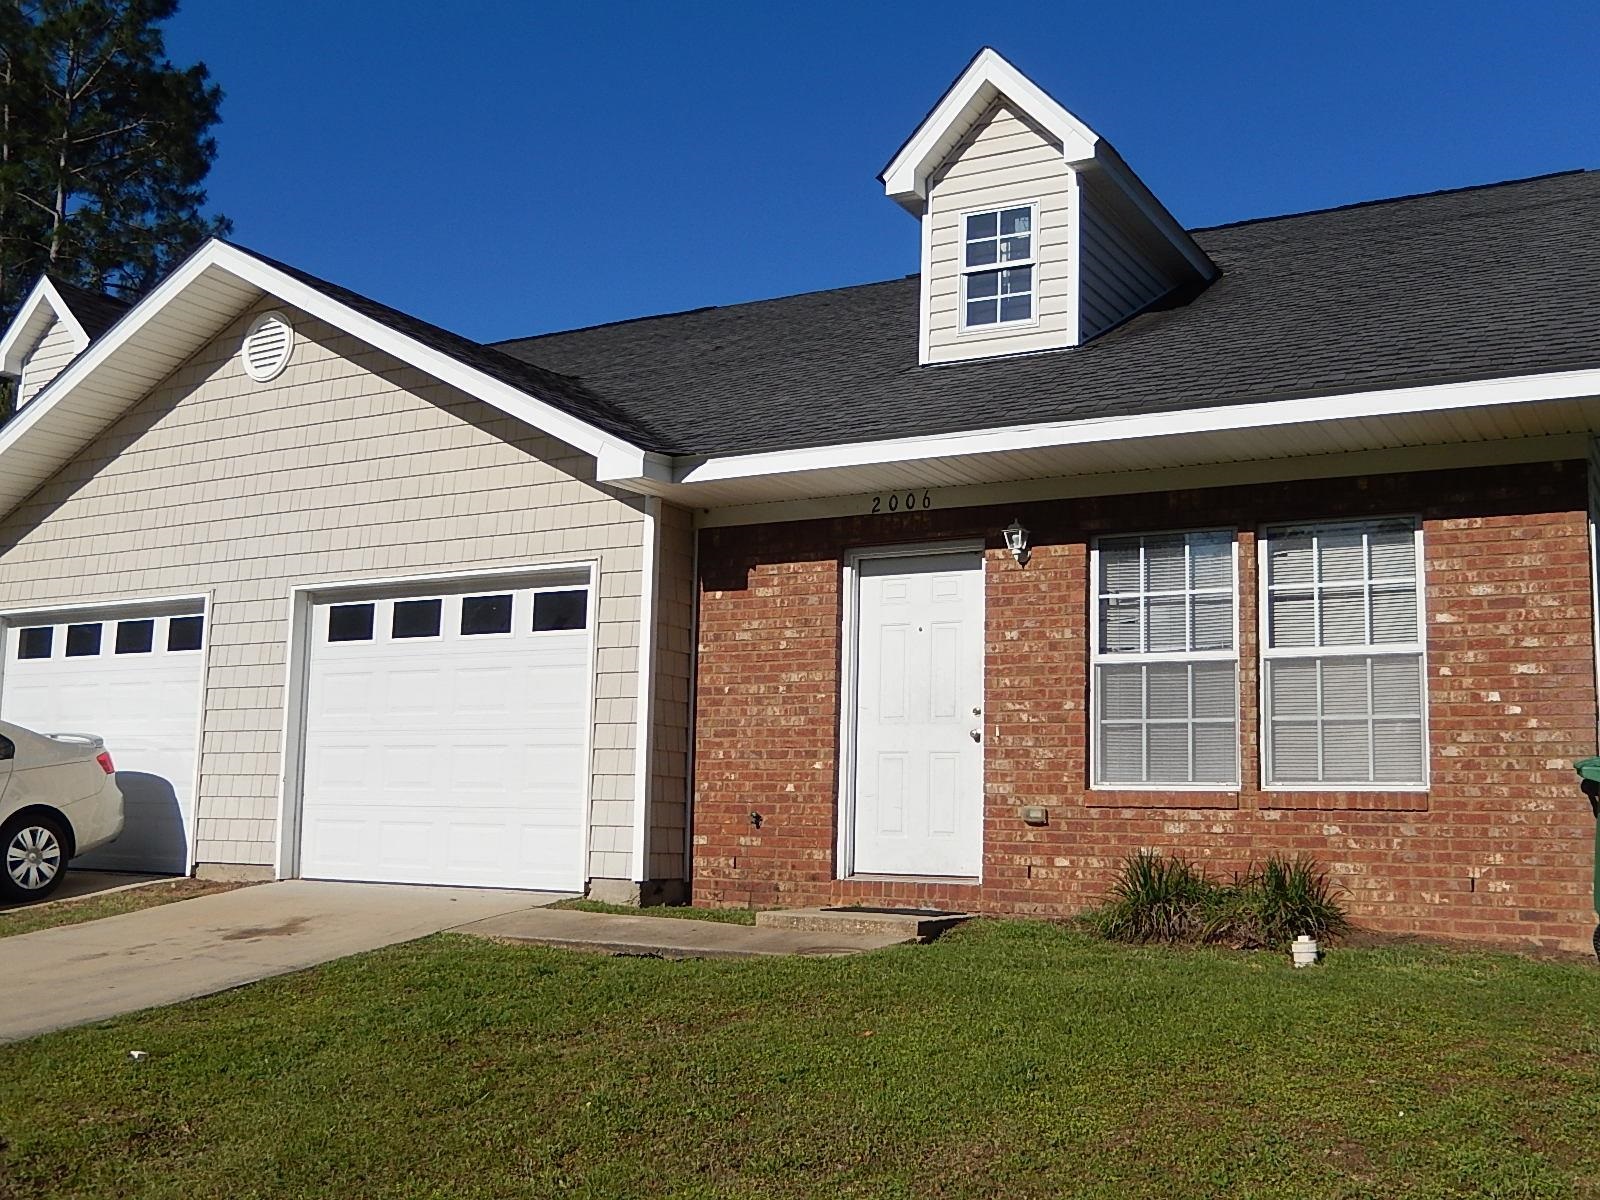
0 720 124 903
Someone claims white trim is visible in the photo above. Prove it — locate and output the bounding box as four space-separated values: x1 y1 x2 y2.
835 539 986 881
272 559 600 884
631 498 661 883
1255 517 1430 791
1066 169 1083 344
1088 529 1242 790
0 591 211 877
917 212 934 365
0 241 653 524
881 48 1099 207
658 368 1600 491
0 277 91 377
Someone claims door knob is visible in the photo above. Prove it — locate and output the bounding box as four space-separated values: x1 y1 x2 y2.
971 706 982 716
970 728 982 743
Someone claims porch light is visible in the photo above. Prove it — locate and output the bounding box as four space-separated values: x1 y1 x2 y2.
1003 519 1030 566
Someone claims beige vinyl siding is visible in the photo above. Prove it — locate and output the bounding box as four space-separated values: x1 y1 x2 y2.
646 501 694 880
925 100 1075 363
0 299 658 880
1079 189 1180 342
16 316 81 408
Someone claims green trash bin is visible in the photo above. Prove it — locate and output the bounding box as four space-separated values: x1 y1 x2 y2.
1571 758 1600 962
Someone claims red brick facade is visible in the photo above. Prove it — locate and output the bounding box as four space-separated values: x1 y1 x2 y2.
693 459 1600 951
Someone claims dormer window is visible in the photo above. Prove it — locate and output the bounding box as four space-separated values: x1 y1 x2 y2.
961 204 1036 329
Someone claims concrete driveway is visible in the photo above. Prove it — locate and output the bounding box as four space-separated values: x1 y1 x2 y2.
0 879 567 1042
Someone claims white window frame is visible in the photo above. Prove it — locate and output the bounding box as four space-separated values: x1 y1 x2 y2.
1089 527 1241 790
958 201 1040 333
1257 516 1429 792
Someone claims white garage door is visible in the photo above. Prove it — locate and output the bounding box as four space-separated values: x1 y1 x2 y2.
298 582 591 890
1 607 204 873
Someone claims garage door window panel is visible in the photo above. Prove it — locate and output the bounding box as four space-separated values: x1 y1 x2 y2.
65 623 102 657
392 599 443 640
167 615 204 652
461 594 513 636
115 619 155 654
17 627 52 660
327 604 375 643
533 589 587 633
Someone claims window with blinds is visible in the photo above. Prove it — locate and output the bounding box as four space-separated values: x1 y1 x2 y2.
1092 530 1239 787
1262 518 1427 787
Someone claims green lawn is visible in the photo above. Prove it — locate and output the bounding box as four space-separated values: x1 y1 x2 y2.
1 921 1597 1199
551 896 758 924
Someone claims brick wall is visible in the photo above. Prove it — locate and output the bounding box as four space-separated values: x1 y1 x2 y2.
693 460 1599 952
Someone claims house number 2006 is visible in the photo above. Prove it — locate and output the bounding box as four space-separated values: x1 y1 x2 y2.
870 490 933 514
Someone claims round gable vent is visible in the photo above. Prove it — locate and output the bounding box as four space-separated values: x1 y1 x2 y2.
241 311 294 382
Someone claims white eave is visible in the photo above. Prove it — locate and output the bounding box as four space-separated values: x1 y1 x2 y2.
878 47 1215 282
0 277 91 377
597 367 1600 509
0 240 654 520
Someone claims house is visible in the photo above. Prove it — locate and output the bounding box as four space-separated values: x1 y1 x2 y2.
3 49 1597 949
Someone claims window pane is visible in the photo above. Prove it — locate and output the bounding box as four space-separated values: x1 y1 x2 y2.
1320 589 1367 645
1372 719 1425 782
1320 529 1365 582
1147 663 1190 719
1324 721 1372 782
999 265 1032 295
1146 596 1187 652
461 594 513 635
1147 724 1190 781
1191 594 1233 651
966 270 999 300
1370 586 1417 643
1100 723 1144 783
18 627 52 659
1267 658 1318 718
1321 657 1370 716
965 299 997 327
1269 533 1315 586
115 619 155 654
999 294 1032 322
1368 524 1416 579
1100 598 1141 654
1100 540 1141 593
1193 723 1237 783
1145 537 1187 591
999 207 1031 235
328 603 375 643
1269 591 1314 649
1191 662 1236 718
966 211 998 239
1190 533 1232 589
1371 655 1422 714
1099 664 1144 719
167 615 204 652
65 623 102 657
965 238 998 268
1269 722 1320 783
392 598 442 639
534 590 588 632
999 234 1031 262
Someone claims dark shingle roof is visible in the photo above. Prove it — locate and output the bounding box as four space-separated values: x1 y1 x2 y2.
493 170 1600 458
49 278 131 340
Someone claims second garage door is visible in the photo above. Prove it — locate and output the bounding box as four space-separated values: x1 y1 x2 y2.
298 581 592 891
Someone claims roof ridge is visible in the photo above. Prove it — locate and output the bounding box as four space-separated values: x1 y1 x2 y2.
1188 168 1592 234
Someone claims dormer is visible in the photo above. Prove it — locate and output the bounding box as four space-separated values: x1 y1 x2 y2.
0 277 129 411
881 49 1217 365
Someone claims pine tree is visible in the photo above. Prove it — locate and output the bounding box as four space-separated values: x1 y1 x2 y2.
0 0 229 382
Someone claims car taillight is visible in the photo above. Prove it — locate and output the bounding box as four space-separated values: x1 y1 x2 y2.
96 751 114 775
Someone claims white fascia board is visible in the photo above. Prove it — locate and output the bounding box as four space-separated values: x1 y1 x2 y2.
0 239 650 489
0 277 90 376
672 366 1600 487
881 48 1100 209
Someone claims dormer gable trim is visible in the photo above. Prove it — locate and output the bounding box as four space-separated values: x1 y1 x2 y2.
0 276 92 378
880 48 1216 283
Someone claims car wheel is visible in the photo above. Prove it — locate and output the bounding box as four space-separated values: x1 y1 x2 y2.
0 813 69 903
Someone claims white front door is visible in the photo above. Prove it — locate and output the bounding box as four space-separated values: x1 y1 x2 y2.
298 583 591 891
1 609 204 874
851 551 985 878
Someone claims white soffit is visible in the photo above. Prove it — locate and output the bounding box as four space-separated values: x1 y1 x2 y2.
0 240 653 521
617 367 1600 508
0 277 91 377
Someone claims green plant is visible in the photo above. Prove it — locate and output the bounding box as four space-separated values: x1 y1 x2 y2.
1244 854 1349 949
1087 850 1217 943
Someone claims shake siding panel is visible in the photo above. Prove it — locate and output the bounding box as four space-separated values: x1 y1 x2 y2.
0 300 653 879
17 317 81 407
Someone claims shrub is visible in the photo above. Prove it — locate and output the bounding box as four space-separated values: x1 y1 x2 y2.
1088 851 1348 952
1087 850 1217 944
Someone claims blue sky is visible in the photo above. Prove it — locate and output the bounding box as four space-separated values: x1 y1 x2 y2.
165 1 1599 342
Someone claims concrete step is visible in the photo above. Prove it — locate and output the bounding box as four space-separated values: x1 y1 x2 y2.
754 906 971 942
452 907 913 959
